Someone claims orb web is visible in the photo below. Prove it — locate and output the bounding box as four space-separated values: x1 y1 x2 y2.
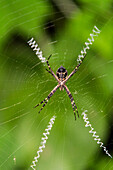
0 1 113 169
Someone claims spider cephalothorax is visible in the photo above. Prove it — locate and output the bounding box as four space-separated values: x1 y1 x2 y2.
34 54 86 120
56 66 67 81
56 66 67 91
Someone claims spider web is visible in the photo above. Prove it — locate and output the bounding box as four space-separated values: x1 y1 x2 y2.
0 1 113 169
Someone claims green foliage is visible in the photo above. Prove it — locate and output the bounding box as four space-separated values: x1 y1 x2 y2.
0 0 113 169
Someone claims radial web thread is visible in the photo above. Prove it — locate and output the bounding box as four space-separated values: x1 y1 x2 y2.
30 115 56 170
82 110 112 158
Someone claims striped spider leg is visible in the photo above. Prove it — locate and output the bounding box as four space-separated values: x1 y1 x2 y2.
34 55 60 112
64 85 79 120
46 54 59 82
63 53 87 83
34 84 60 113
34 53 86 120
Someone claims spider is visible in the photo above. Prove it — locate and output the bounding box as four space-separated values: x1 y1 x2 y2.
34 54 86 120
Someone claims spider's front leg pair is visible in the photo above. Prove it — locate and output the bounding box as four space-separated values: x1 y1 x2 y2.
34 54 85 120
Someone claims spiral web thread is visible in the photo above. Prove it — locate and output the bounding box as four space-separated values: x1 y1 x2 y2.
82 110 112 158
27 38 46 64
30 115 56 170
77 25 101 63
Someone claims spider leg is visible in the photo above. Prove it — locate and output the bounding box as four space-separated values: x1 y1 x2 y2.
46 55 59 82
45 68 53 75
73 102 79 118
38 98 49 113
34 98 47 108
64 53 87 83
34 84 60 113
64 85 79 120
